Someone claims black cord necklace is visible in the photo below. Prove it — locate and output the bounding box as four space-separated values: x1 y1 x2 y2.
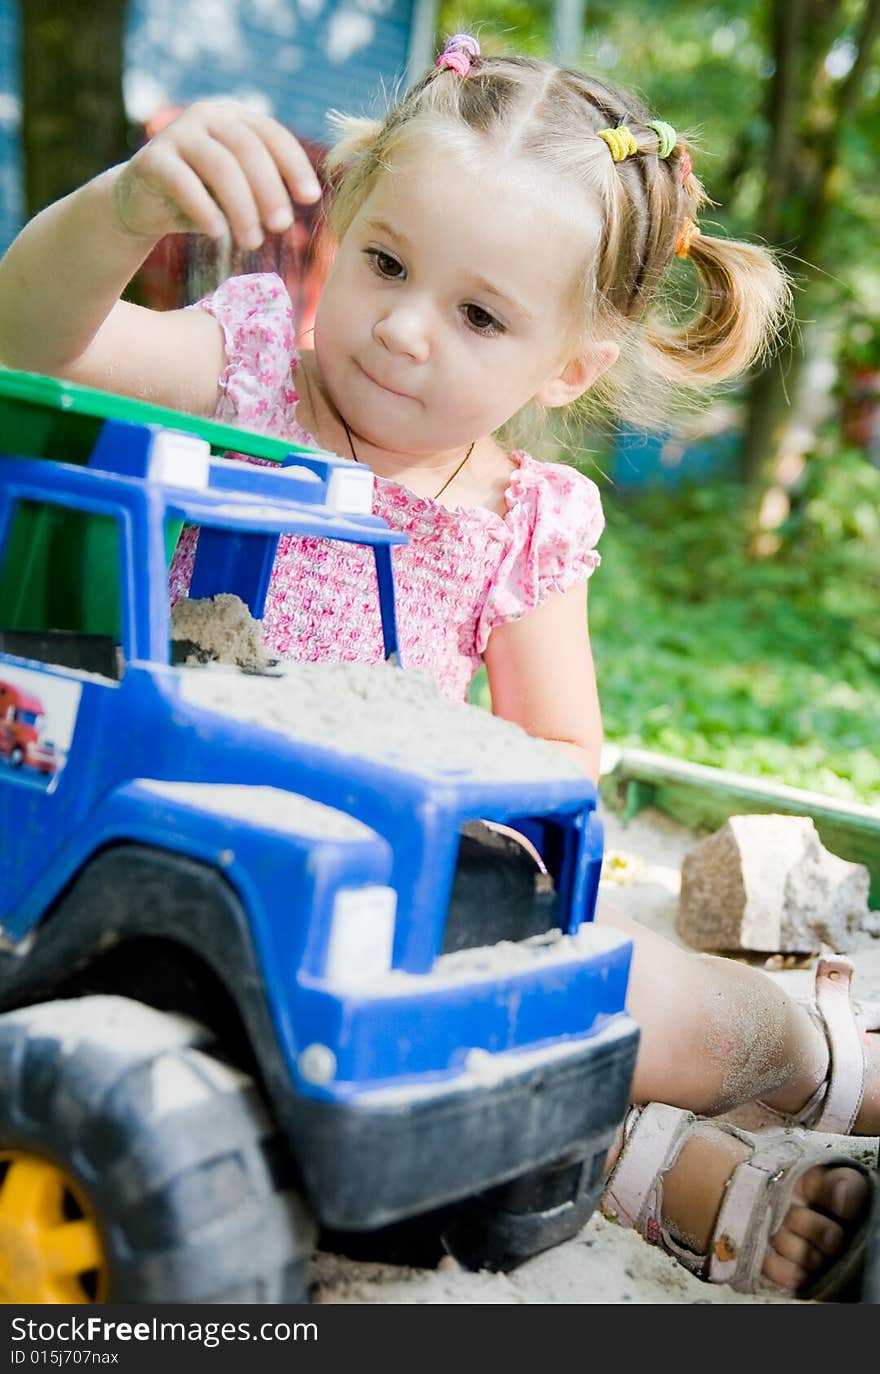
340 416 475 502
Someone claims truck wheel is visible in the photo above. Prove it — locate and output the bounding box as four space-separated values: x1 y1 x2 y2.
437 1149 607 1273
0 996 315 1303
323 1149 607 1276
8 746 23 768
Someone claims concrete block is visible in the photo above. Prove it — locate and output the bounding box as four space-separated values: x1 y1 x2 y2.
676 813 873 953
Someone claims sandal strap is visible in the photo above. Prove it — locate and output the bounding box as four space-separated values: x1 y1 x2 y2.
812 956 867 1134
708 1134 801 1288
601 1102 696 1236
757 954 878 1133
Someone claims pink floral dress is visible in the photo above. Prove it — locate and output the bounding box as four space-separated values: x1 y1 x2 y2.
168 273 605 703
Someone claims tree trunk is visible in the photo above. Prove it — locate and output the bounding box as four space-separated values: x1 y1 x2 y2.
738 0 811 487
20 0 129 219
759 0 810 241
738 0 880 492
739 341 807 487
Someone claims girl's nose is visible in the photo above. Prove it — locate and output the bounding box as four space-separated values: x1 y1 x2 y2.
372 301 430 363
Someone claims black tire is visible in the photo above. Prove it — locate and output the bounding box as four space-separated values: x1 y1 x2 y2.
0 995 316 1303
9 746 23 768
437 1148 607 1272
322 1149 606 1275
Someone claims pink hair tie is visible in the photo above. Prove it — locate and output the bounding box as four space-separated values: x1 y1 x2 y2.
435 33 480 76
679 149 693 184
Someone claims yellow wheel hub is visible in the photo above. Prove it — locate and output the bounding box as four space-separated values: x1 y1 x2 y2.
0 1151 108 1302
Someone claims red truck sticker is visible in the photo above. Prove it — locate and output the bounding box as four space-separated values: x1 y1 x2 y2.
0 667 80 782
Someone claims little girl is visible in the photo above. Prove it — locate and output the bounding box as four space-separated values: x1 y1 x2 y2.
0 33 876 1299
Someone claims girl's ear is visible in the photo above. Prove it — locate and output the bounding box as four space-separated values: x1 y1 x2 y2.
535 341 619 409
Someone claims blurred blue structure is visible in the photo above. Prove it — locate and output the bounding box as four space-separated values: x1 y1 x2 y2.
0 0 437 255
0 2 21 259
611 425 741 489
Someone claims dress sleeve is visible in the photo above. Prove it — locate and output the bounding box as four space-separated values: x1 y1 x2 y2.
191 272 300 426
475 456 605 653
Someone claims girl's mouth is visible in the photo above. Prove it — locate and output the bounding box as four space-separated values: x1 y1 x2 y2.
356 362 412 400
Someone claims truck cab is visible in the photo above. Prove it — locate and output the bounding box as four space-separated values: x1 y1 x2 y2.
0 369 639 1304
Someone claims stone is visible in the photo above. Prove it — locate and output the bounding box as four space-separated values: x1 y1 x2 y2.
676 813 873 954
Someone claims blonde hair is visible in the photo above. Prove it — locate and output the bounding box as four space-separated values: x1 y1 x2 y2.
322 50 791 433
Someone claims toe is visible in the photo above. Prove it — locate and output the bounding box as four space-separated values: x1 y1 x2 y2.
762 1163 870 1295
762 1249 810 1292
769 1206 841 1272
783 1202 846 1257
796 1164 870 1223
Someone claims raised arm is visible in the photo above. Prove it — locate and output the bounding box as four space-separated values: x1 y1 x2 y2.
0 101 322 414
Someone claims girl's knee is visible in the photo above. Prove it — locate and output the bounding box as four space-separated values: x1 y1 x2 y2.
679 956 809 1110
598 905 820 1111
624 939 807 1113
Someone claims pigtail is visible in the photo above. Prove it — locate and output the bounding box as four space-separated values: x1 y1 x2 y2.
321 112 384 242
323 112 382 176
643 231 792 387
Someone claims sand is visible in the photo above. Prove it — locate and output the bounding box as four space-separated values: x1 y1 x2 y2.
308 804 880 1306
174 595 583 782
171 592 274 671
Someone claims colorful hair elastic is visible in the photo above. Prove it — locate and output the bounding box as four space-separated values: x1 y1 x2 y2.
435 33 480 76
647 120 677 159
679 149 693 184
674 218 700 259
597 125 639 162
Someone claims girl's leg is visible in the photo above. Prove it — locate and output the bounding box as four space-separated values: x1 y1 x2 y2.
597 901 829 1116
597 901 880 1131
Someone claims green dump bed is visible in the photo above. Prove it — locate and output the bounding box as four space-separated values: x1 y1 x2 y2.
0 366 318 466
0 367 322 641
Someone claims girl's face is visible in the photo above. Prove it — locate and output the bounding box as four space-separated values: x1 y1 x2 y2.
313 139 602 455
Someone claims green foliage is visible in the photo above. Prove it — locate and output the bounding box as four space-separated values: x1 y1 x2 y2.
837 312 880 372
776 430 880 653
469 446 880 804
585 455 880 805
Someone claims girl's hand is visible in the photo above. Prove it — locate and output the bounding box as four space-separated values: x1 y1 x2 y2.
112 100 322 250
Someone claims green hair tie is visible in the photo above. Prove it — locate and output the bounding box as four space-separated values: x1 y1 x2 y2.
647 120 677 159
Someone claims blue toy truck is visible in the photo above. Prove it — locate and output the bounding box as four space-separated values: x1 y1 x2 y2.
0 370 639 1304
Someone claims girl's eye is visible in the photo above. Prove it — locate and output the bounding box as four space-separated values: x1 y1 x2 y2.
464 304 504 336
366 249 404 279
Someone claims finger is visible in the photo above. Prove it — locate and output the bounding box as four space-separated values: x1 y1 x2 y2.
173 127 266 248
247 111 323 205
206 118 303 234
134 142 228 239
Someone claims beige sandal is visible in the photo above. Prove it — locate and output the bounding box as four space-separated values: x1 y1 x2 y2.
600 1101 875 1298
760 955 880 1134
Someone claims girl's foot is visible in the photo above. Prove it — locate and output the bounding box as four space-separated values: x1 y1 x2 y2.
602 1102 875 1297
660 1125 871 1293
